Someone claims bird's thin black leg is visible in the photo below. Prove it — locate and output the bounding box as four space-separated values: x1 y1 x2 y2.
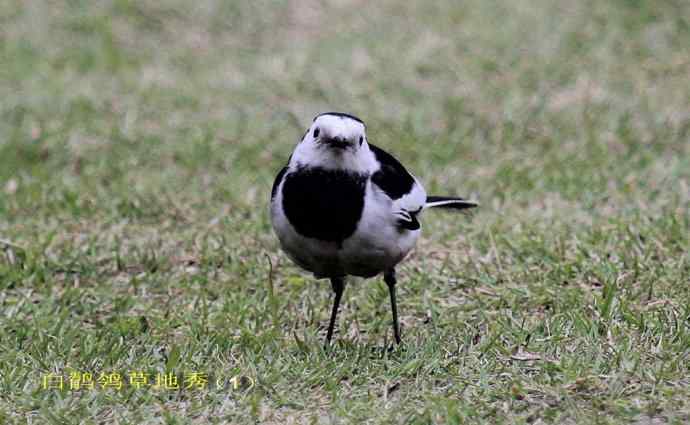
384 270 401 344
326 277 345 345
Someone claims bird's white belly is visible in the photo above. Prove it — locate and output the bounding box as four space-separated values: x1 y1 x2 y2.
271 183 420 278
340 189 419 277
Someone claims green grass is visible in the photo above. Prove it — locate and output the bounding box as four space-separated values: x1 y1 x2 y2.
1 0 689 423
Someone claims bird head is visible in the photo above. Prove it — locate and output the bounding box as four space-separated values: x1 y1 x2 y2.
290 112 376 172
309 112 366 151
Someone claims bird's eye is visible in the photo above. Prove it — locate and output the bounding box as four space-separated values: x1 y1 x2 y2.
313 128 320 138
359 136 364 146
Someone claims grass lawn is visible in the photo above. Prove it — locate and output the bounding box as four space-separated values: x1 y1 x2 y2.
1 0 689 423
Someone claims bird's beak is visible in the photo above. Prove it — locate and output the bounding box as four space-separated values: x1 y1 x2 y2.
324 137 350 150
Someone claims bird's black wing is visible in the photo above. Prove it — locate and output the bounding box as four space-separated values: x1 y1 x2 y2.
271 166 288 200
369 144 426 230
369 144 416 200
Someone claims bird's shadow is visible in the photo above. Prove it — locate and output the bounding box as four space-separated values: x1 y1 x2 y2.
292 331 409 360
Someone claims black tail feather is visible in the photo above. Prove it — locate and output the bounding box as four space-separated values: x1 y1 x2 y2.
425 196 478 210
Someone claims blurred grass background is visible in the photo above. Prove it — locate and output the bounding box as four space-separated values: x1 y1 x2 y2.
1 0 689 423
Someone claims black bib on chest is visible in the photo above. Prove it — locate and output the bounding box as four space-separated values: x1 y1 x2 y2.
282 167 367 244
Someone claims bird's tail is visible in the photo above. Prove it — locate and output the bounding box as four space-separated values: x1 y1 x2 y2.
425 196 478 211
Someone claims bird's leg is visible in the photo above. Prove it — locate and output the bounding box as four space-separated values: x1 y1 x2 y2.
326 277 345 345
384 270 401 344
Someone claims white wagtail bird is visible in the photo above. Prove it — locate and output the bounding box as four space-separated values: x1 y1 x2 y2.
270 112 477 345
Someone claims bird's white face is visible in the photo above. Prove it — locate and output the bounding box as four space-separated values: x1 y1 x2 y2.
309 114 366 151
290 113 378 173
